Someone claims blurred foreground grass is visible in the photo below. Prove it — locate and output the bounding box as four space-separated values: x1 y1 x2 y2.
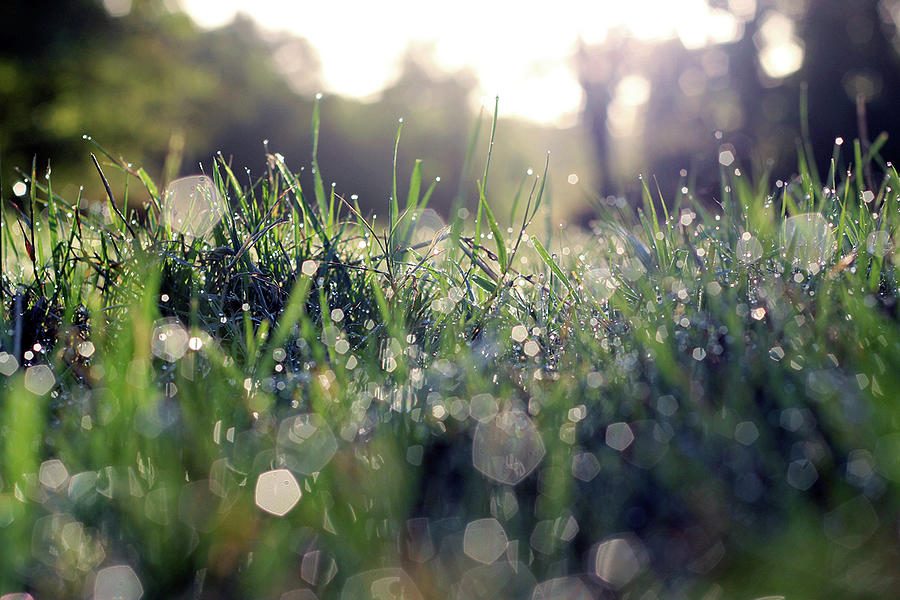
1 102 899 599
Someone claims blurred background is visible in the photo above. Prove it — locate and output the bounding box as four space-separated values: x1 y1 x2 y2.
3 0 900 222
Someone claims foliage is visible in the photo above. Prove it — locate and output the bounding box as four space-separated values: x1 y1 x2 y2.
1 0 596 225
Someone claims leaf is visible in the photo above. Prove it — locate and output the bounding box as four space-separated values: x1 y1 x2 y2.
472 274 497 294
19 220 35 263
311 95 328 225
479 189 507 272
399 159 423 246
532 236 577 298
406 159 423 213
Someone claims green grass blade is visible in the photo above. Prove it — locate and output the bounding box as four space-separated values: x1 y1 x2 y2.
479 188 507 272
533 236 576 299
311 94 329 227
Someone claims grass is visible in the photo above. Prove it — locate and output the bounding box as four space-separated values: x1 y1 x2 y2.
2 98 900 599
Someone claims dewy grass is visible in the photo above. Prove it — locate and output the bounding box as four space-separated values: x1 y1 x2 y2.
1 100 899 599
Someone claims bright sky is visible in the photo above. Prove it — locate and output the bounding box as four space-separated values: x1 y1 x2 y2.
178 0 755 126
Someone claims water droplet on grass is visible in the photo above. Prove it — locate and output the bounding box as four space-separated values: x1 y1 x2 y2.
866 230 892 257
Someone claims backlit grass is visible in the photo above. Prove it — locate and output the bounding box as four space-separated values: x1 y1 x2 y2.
1 100 899 599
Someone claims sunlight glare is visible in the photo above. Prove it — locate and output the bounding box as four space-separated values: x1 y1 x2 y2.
181 0 753 124
756 11 804 79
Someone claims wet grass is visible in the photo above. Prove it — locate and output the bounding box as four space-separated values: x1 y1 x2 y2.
2 100 900 599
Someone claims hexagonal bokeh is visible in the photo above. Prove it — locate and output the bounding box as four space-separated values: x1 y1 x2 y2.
23 364 55 396
463 518 508 564
255 469 302 517
530 515 579 556
593 535 645 589
403 517 435 563
276 414 338 475
94 565 143 600
469 394 498 423
39 459 69 491
735 233 763 264
605 422 634 452
340 568 423 600
784 213 834 269
0 351 19 376
150 318 190 362
163 175 225 239
301 550 338 586
621 420 670 469
531 576 593 600
455 562 536 600
584 266 618 300
280 590 318 600
67 471 98 504
32 513 72 569
867 230 892 257
571 451 601 482
473 409 545 485
405 208 448 259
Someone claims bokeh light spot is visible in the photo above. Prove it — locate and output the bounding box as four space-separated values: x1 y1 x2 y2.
276 414 338 475
24 365 55 395
151 318 189 362
605 422 634 452
39 459 69 491
255 469 302 516
464 518 508 564
163 175 224 238
473 409 545 485
340 568 423 600
531 576 593 600
784 213 834 268
94 565 143 600
593 535 645 589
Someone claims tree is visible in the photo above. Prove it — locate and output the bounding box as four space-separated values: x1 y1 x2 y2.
576 0 900 200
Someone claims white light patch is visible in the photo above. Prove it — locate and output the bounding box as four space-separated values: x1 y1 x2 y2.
179 0 746 125
163 175 225 239
255 469 302 516
94 565 143 600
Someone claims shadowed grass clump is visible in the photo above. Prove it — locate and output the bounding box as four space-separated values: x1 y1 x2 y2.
2 101 899 599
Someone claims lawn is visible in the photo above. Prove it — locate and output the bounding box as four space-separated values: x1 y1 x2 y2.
1 101 899 599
